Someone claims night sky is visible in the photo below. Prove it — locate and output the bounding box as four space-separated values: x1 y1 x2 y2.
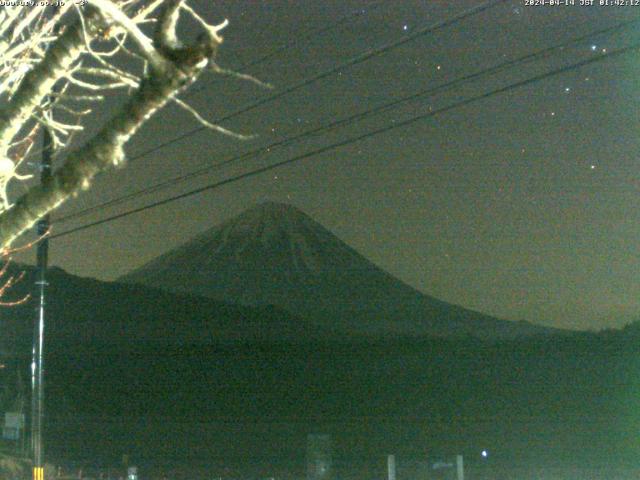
14 0 640 331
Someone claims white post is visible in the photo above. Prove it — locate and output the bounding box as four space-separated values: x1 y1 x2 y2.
387 454 396 480
456 455 464 480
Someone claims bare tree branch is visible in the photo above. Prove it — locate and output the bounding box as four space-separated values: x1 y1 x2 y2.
0 10 99 155
0 3 232 247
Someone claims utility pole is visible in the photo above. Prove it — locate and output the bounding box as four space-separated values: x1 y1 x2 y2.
456 455 464 480
31 8 59 476
387 454 396 480
31 119 52 480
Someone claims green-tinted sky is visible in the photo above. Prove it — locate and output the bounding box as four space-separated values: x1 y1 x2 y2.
17 1 640 331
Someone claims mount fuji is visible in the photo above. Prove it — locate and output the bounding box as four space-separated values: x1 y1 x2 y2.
121 202 554 339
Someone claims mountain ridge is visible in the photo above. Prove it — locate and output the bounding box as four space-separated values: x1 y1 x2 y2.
0 262 337 357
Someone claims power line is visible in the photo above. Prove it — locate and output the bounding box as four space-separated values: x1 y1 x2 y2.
185 0 388 97
53 18 640 225
51 1 390 222
225 1 387 74
50 42 640 240
123 0 508 163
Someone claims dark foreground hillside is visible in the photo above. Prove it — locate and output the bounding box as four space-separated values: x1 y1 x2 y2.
2 325 639 479
0 262 637 478
0 264 331 357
